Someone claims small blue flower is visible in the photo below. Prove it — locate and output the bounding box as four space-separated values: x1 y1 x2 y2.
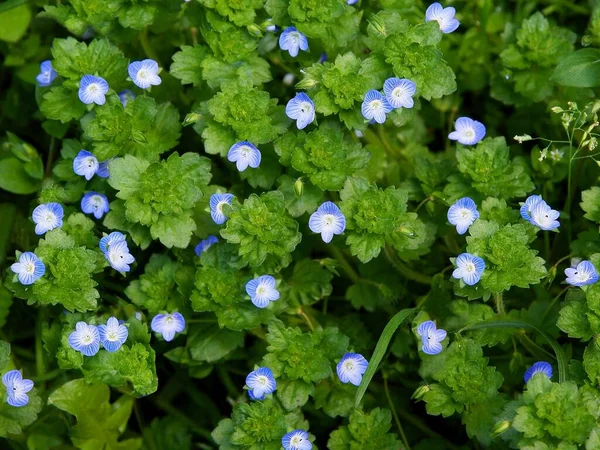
73 150 99 180
565 260 599 287
118 90 135 107
452 253 485 285
425 2 460 34
2 370 33 407
528 200 560 231
99 231 126 253
383 78 416 109
448 117 486 145
78 75 109 105
520 195 543 222
32 203 64 235
81 192 110 219
10 252 45 285
361 90 393 124
279 27 309 57
98 317 128 352
246 275 280 308
524 361 553 383
228 142 261 172
336 353 368 386
151 312 186 342
128 59 162 89
195 236 218 256
104 240 135 272
286 93 316 130
309 202 346 243
447 197 479 235
68 322 101 357
246 367 276 400
282 430 312 450
209 193 234 225
318 52 328 63
348 0 358 5
36 60 57 87
417 321 447 355
97 160 111 178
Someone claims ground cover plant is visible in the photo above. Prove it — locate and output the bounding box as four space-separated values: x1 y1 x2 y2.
2 0 600 448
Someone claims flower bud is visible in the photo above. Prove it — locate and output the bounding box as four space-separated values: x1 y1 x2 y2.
491 420 511 437
550 106 563 114
183 112 201 127
513 134 532 143
247 24 263 37
296 77 318 89
368 15 387 36
294 178 304 197
411 384 430 400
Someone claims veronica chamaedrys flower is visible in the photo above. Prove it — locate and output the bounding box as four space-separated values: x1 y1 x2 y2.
361 90 393 124
520 195 543 222
73 150 99 180
425 2 460 34
529 200 560 231
78 75 109 105
452 253 485 285
32 203 64 235
98 317 128 352
151 312 186 341
128 59 162 89
336 353 368 386
448 117 486 145
210 193 234 225
246 275 280 308
227 142 261 172
246 367 276 400
447 197 479 235
348 0 358 4
68 322 101 356
2 370 33 407
99 231 126 253
105 240 135 272
417 320 447 355
118 89 135 107
81 192 110 219
286 93 315 130
565 260 599 287
279 27 309 57
309 202 346 243
36 60 57 87
524 361 552 383
11 252 45 285
383 78 416 109
282 430 312 450
195 236 218 256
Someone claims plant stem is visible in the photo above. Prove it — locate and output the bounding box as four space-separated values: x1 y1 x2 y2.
35 309 45 378
298 308 315 331
45 137 56 178
541 287 569 322
139 29 160 63
328 246 360 283
384 246 432 285
494 292 505 316
383 375 410 450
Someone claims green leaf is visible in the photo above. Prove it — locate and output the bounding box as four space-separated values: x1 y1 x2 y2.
329 408 401 449
552 48 600 88
187 325 244 363
0 4 31 43
170 45 207 86
40 86 87 123
277 175 324 218
558 289 595 341
0 380 43 437
277 379 315 411
0 157 40 194
283 259 333 307
422 384 461 417
581 187 600 223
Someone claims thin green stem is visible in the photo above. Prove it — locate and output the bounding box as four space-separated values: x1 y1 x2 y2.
541 286 569 322
35 309 45 378
298 308 315 332
139 29 160 63
383 375 410 450
384 246 432 285
327 246 360 283
153 399 214 441
30 368 61 383
494 293 505 316
45 137 57 178
217 366 238 398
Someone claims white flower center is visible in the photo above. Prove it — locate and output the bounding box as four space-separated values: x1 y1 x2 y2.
86 157 96 168
137 69 148 80
257 375 268 386
464 262 476 273
166 316 173 325
344 361 355 371
87 84 99 94
240 147 250 159
291 436 303 445
573 271 590 282
217 201 227 214
463 128 475 138
257 285 267 296
109 251 125 265
323 214 335 227
107 331 118 341
24 262 35 274
458 209 470 220
45 213 55 223
370 100 383 111
91 196 102 209
300 102 312 114
290 33 300 44
82 333 93 345
392 86 407 99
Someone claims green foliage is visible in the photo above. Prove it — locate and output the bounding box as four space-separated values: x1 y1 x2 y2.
328 408 401 449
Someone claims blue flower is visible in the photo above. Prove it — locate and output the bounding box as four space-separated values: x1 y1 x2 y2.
128 59 162 89
246 367 276 400
336 353 368 386
118 89 135 107
565 260 599 287
10 252 45 285
447 197 479 235
348 0 358 4
68 322 101 357
361 90 393 124
195 236 218 256
73 150 100 180
227 141 261 172
36 60 57 87
104 240 135 272
32 202 64 235
282 430 312 450
98 317 128 352
286 93 315 130
520 195 543 221
448 117 486 145
246 275 280 308
318 52 328 63
151 312 186 341
383 77 416 109
528 199 560 231
452 253 485 285
209 193 234 225
78 75 109 105
425 2 460 34
2 370 33 407
417 320 447 355
308 202 346 243
81 192 110 219
524 361 552 383
99 231 126 253
97 160 111 178
279 27 309 57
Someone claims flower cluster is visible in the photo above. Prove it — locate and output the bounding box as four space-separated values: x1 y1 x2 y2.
361 77 416 124
68 318 128 356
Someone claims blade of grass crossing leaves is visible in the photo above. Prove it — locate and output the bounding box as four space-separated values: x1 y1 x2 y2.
355 308 418 408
